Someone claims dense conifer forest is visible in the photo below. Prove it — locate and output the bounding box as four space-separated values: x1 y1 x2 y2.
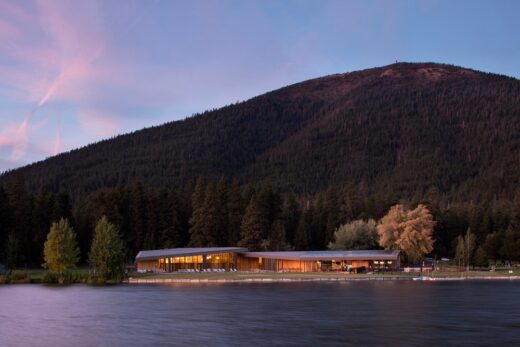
2 62 520 266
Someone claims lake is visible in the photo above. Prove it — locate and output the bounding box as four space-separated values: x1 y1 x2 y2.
1 281 519 346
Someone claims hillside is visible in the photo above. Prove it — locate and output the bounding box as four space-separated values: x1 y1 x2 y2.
2 62 520 203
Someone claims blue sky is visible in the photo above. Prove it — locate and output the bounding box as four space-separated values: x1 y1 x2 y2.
0 0 519 171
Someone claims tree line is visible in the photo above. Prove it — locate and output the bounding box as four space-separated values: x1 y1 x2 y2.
1 173 520 269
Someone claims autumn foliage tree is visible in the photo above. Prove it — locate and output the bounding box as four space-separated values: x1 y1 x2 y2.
377 204 435 263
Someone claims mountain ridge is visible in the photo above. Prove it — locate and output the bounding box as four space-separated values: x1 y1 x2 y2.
2 62 520 204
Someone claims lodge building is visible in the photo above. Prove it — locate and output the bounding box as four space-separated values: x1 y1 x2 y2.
135 247 400 273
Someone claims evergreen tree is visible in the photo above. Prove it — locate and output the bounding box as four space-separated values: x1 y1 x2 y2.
472 246 489 268
201 183 219 246
0 185 10 261
227 179 243 246
188 177 207 247
257 185 282 230
282 194 300 247
52 192 72 222
268 220 287 251
43 218 80 273
5 173 32 265
499 225 520 262
89 216 126 282
238 198 265 251
3 232 19 274
483 231 502 263
143 190 158 250
215 177 229 245
311 193 328 249
32 189 54 264
294 206 312 250
158 188 182 248
128 182 147 253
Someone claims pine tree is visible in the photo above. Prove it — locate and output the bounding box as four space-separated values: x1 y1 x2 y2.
89 216 126 282
0 185 11 262
5 173 32 265
3 232 19 274
128 182 147 253
269 220 287 251
483 231 501 263
499 226 520 262
227 179 243 246
43 218 80 273
188 177 206 247
472 246 489 268
158 188 182 248
282 194 300 247
201 183 219 246
52 192 72 222
238 198 265 251
32 189 54 265
294 207 311 250
215 177 229 245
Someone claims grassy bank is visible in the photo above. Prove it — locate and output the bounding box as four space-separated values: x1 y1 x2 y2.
0 268 90 284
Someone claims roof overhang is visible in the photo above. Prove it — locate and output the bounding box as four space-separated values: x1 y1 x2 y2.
239 250 400 261
135 247 248 261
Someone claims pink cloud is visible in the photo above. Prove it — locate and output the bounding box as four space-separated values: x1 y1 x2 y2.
0 0 126 163
77 110 120 138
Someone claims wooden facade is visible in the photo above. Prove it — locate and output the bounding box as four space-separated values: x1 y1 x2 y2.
136 248 401 273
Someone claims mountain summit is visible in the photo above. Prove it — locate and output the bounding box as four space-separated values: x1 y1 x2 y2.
2 62 520 202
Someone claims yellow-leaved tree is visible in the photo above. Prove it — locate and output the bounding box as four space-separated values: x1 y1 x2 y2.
377 204 435 263
43 218 80 273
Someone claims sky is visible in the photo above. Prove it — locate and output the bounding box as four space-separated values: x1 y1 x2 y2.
0 0 519 172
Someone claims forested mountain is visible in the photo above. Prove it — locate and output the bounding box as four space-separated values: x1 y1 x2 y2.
3 62 520 203
2 62 520 267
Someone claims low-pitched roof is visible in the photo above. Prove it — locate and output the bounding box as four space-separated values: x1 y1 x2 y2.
240 250 400 261
135 247 248 261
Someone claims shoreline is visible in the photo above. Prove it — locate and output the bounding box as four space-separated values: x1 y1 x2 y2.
127 275 520 284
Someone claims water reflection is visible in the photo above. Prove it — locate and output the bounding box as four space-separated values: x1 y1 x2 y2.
0 281 519 346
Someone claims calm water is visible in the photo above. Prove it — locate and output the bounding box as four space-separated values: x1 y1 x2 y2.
1 281 520 346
